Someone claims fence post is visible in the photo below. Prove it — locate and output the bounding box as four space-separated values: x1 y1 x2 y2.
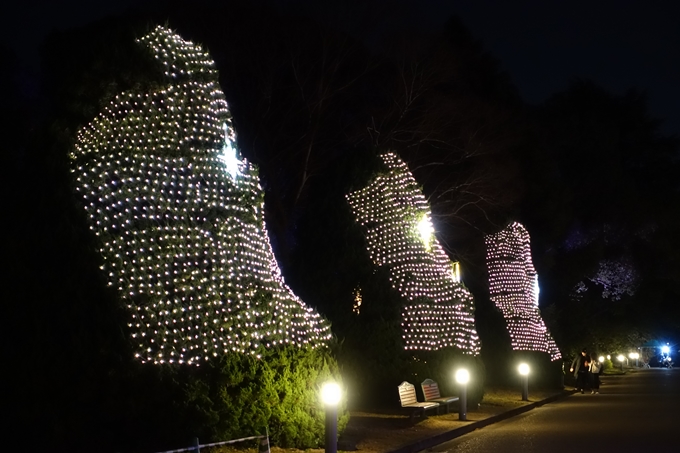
192 437 200 453
258 434 271 453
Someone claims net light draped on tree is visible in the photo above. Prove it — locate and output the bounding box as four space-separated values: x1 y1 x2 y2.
347 152 480 354
485 222 561 360
70 26 330 365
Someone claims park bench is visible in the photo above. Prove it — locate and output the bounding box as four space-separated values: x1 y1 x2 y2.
397 381 439 423
421 378 459 414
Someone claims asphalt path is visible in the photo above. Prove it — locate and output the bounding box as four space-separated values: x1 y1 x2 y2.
426 368 680 452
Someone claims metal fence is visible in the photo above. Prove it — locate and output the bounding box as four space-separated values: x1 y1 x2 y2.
152 432 270 453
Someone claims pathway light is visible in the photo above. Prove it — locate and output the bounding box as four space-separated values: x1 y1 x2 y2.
518 363 530 401
321 382 341 453
455 369 470 421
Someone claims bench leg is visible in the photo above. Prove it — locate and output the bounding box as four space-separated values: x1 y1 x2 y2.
410 408 426 425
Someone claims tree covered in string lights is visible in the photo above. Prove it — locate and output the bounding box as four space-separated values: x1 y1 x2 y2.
346 152 480 354
485 222 561 360
70 26 331 366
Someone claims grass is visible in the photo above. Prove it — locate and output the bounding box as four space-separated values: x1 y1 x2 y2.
478 387 560 407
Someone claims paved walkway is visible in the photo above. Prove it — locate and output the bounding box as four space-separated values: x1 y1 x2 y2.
410 369 680 453
385 390 575 453
338 387 574 453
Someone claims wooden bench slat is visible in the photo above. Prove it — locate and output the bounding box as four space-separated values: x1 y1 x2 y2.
429 396 459 403
420 378 459 414
397 381 439 422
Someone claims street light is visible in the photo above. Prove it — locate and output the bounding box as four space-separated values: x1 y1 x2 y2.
321 382 341 453
518 363 530 401
629 352 639 367
617 354 625 371
455 369 470 421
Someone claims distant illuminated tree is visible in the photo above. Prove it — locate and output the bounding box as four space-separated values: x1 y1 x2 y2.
347 152 480 354
485 222 561 360
70 26 330 365
562 226 640 301
572 257 639 301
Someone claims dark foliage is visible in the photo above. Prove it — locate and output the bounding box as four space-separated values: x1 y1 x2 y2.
521 79 680 353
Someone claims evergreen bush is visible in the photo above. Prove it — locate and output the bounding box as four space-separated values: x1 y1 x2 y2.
172 345 347 448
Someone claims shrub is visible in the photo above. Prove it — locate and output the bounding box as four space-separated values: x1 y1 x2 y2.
174 345 348 449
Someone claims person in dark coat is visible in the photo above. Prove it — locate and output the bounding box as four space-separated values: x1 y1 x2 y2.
570 348 591 394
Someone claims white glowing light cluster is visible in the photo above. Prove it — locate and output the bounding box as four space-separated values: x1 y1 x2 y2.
485 222 561 360
346 152 480 354
70 26 330 365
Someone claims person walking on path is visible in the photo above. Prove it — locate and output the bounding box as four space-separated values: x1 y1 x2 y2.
589 357 603 394
570 348 591 394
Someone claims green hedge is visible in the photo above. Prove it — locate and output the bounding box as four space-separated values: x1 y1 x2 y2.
172 345 348 449
32 345 346 453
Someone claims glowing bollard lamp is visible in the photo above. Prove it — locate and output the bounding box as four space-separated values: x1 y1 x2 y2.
455 369 470 421
518 363 530 401
321 382 341 453
617 354 625 371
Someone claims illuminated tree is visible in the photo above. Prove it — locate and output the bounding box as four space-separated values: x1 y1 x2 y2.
572 256 639 301
485 222 561 360
346 152 480 354
70 26 330 365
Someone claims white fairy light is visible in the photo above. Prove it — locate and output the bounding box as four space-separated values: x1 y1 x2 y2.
69 26 330 365
485 222 561 360
219 122 241 179
347 152 480 354
417 214 434 250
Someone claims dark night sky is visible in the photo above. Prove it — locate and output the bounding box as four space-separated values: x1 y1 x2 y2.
4 0 679 137
431 1 680 138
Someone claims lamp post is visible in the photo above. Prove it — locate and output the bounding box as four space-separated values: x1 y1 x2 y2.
518 363 530 401
321 382 341 453
617 354 625 371
629 352 639 368
455 369 470 421
662 345 671 368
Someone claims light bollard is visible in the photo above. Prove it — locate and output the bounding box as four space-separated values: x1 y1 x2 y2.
617 354 625 371
518 363 530 401
629 352 639 367
455 369 470 421
321 382 341 453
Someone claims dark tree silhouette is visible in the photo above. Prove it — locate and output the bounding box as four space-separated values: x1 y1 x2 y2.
522 79 680 353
